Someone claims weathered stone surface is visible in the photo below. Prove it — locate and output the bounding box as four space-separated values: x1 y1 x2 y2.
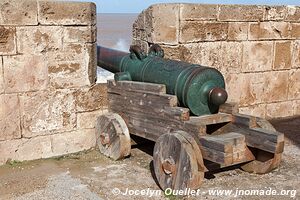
181 42 222 70
17 26 63 54
20 90 76 138
288 69 300 100
3 54 48 93
180 4 218 20
0 26 16 55
264 71 289 103
291 23 300 39
38 1 96 25
239 104 266 118
248 22 290 40
266 101 294 119
47 43 95 89
218 5 264 21
87 43 97 85
293 100 300 115
133 11 145 30
0 94 20 141
220 42 242 74
77 109 108 129
242 41 273 72
292 40 300 69
223 73 241 103
274 41 292 70
0 0 38 25
227 22 248 41
51 129 96 156
63 26 97 43
0 135 52 165
145 4 179 44
285 6 300 21
264 6 287 21
75 83 107 112
159 45 184 61
0 57 3 94
180 21 228 43
239 73 266 106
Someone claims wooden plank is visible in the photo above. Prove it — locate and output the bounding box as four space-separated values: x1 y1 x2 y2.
198 132 255 166
109 95 189 121
232 113 257 128
199 132 245 153
107 80 166 94
219 102 239 114
237 127 284 154
108 87 178 107
189 113 232 125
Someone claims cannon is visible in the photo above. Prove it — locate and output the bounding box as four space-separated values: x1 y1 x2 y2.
95 44 284 192
97 45 228 116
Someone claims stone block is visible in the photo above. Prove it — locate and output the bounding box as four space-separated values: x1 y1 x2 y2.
47 43 96 89
285 6 300 21
239 104 266 118
264 71 289 103
220 42 242 74
51 129 96 156
273 41 292 70
75 83 107 112
293 100 300 115
242 41 273 72
238 73 266 106
288 69 300 100
218 5 264 21
63 26 97 43
264 6 287 21
133 10 145 30
223 73 241 103
180 4 218 20
180 21 228 43
227 22 248 41
0 136 52 165
77 109 108 129
291 23 300 39
160 45 183 61
0 94 21 141
0 26 16 55
20 90 76 138
0 57 3 94
266 101 294 119
38 1 96 25
248 22 290 40
87 43 97 85
292 40 300 69
181 42 222 70
0 0 38 25
145 4 179 44
17 26 63 54
3 54 48 93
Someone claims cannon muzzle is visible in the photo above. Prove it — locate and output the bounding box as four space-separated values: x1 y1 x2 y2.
97 44 228 116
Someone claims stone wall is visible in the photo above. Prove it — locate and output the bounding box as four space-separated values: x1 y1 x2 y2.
0 0 107 165
133 4 300 119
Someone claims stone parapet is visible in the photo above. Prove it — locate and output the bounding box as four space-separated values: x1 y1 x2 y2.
133 3 300 119
0 1 106 165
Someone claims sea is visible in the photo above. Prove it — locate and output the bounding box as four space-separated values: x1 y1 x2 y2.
96 13 138 82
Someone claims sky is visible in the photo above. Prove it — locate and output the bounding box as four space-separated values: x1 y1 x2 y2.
76 0 300 13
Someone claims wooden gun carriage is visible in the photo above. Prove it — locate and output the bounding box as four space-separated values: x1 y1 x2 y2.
95 80 284 191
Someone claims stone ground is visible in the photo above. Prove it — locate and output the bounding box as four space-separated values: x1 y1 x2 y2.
0 117 299 200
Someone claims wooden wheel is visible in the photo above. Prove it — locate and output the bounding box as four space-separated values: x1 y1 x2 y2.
153 131 205 191
95 112 131 160
241 118 282 174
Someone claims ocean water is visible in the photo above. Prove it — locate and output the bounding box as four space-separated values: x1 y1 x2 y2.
96 13 138 82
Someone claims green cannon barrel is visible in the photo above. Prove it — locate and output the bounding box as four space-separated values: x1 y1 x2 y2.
97 44 228 116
